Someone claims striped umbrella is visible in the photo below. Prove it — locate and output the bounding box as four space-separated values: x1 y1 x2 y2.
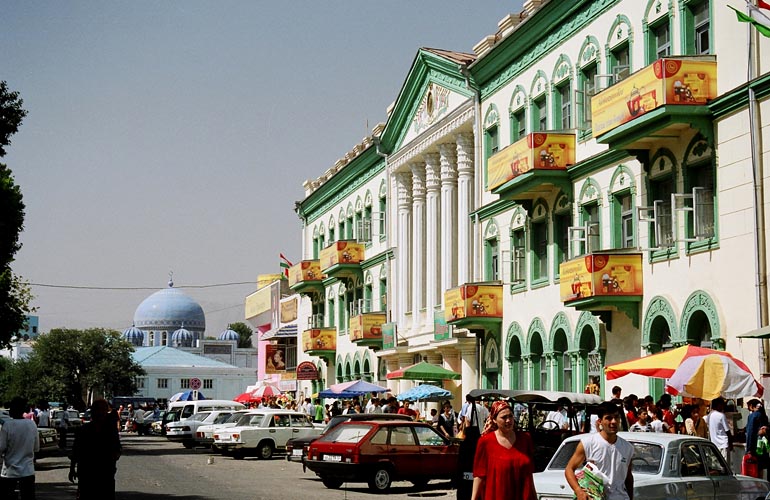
666 354 763 400
605 345 745 380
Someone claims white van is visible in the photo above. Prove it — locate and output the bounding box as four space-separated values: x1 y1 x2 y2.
162 400 244 436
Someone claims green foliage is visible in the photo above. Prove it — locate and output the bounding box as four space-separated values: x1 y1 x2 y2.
2 328 146 411
229 321 253 348
0 81 27 158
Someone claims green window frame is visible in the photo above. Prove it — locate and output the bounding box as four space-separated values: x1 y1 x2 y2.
553 208 572 279
612 191 636 249
329 225 335 244
682 0 711 55
647 18 672 63
485 237 500 281
511 108 526 142
579 202 601 254
648 175 676 260
684 159 717 252
312 236 320 259
338 293 347 334
327 297 335 328
554 81 572 130
530 205 549 285
577 62 598 137
379 275 387 312
485 124 499 159
510 227 526 293
378 196 387 240
609 42 631 82
532 95 547 132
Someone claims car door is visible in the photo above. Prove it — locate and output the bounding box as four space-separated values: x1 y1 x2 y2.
269 413 293 449
700 442 741 500
679 442 715 499
387 425 422 478
289 414 316 441
414 425 455 478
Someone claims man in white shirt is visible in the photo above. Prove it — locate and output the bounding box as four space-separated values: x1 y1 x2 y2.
37 406 50 428
458 394 489 432
707 397 732 461
0 397 40 500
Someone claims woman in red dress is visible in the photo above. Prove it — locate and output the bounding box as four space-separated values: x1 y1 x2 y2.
471 400 536 500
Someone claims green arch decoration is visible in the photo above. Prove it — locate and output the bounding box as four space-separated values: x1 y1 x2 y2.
680 290 723 348
529 69 549 98
641 295 680 348
606 14 633 50
609 164 636 195
353 350 363 371
578 35 602 69
484 104 500 129
525 317 546 356
364 190 373 207
510 205 528 229
484 218 500 239
509 84 528 112
551 54 573 84
683 133 713 166
505 321 526 357
575 311 602 351
531 198 549 222
645 0 672 23
548 312 574 352
355 197 363 213
379 179 387 198
578 177 602 206
553 190 573 216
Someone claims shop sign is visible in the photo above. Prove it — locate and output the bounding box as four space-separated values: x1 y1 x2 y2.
296 361 319 380
559 253 644 303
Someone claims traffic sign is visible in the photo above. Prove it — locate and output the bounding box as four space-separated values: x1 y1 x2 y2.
190 377 202 390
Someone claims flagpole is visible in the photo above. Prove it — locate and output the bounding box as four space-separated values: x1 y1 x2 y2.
745 0 770 24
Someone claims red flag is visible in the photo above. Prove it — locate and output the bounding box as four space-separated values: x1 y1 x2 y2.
759 0 770 10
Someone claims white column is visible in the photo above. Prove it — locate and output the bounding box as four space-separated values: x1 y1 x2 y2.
411 162 426 329
439 142 458 302
395 172 412 330
424 153 441 315
460 346 479 393
456 133 474 285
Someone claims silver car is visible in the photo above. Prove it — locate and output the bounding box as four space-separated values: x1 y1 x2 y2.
535 432 770 500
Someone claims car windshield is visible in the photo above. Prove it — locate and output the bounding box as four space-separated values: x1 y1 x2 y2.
225 412 247 423
212 413 232 424
547 439 663 475
189 412 211 422
320 424 373 444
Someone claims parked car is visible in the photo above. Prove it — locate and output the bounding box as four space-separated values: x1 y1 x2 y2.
534 432 770 499
194 410 249 448
305 420 460 492
49 409 83 429
286 412 412 468
213 409 318 460
0 410 59 457
166 410 238 448
150 410 168 435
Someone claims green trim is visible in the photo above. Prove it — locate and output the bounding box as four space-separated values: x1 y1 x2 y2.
568 148 630 182
548 312 575 352
471 198 517 221
680 289 723 348
492 169 572 203
567 296 642 328
524 317 547 357
595 105 713 149
641 295 679 348
380 49 476 153
447 316 502 331
710 72 770 118
361 249 393 271
470 0 620 99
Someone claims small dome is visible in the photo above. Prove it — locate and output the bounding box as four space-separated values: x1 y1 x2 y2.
171 327 193 348
122 326 145 347
218 328 239 341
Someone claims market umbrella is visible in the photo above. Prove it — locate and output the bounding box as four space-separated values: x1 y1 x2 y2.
168 390 206 402
665 354 764 400
250 383 282 400
397 384 452 402
318 380 388 398
233 391 260 404
605 345 744 380
386 361 461 381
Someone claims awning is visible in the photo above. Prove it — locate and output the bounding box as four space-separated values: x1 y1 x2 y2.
737 325 770 339
260 324 298 341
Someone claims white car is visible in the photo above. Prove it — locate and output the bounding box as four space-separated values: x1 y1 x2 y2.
50 409 83 429
194 410 249 448
213 409 319 460
166 410 237 448
534 431 770 500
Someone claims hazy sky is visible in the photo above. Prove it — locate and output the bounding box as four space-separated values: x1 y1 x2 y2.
3 1 524 337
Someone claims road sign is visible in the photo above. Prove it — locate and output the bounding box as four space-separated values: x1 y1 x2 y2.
190 377 202 390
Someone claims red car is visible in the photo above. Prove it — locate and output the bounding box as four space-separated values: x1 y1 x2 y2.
305 420 459 492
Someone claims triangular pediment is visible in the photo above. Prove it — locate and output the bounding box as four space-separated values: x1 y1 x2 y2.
380 48 476 153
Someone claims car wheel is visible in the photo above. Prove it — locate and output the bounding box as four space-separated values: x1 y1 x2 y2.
321 477 343 489
182 440 194 449
368 466 392 492
232 450 245 460
257 442 273 460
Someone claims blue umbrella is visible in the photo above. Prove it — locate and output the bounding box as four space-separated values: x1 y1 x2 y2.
318 379 388 398
397 384 452 403
168 390 206 402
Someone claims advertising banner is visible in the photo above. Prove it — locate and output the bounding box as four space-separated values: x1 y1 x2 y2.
301 328 336 352
445 284 503 322
592 58 717 137
382 322 397 350
486 133 575 191
559 253 644 303
280 296 298 324
350 313 386 341
320 241 365 269
296 361 320 380
288 260 323 286
265 344 287 373
245 280 279 333
434 310 450 341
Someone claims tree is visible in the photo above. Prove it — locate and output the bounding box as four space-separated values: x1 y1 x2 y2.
229 321 253 348
23 328 145 411
0 81 32 348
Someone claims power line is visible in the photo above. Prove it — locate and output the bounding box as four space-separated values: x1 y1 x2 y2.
29 281 256 291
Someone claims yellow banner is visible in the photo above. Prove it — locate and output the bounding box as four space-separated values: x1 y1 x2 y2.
445 284 503 321
245 285 273 319
559 254 643 302
592 58 717 137
302 328 337 352
320 241 365 269
486 133 575 191
350 313 386 341
280 297 297 323
288 260 323 286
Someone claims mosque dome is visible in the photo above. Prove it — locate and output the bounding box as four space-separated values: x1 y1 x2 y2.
133 279 206 335
218 327 239 342
171 327 194 348
121 325 145 347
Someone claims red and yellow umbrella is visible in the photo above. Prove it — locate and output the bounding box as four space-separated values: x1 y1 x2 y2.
605 345 745 380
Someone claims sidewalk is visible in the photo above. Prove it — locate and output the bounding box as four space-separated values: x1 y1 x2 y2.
34 447 77 500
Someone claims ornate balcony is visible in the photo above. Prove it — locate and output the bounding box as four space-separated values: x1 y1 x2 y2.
350 312 386 349
288 260 325 296
444 282 503 330
487 132 575 202
560 252 643 327
319 240 364 280
592 57 717 148
301 328 337 358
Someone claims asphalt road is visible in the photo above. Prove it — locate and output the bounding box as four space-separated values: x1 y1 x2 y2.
34 434 457 500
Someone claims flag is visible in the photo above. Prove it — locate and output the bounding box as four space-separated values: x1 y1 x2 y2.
731 5 770 37
746 0 770 22
279 253 293 278
758 0 770 11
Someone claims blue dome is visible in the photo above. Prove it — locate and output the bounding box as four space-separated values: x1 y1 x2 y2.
218 328 239 341
171 327 193 348
133 281 205 334
121 326 145 347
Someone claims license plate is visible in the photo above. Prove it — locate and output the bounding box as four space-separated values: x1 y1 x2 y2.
462 472 474 480
43 438 53 444
219 436 231 441
323 454 342 462
292 449 303 456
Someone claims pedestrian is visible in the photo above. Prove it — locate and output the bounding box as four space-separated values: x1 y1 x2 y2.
438 403 456 438
397 401 418 420
628 410 651 432
684 405 709 438
706 397 732 462
69 399 122 500
459 394 489 434
313 399 324 424
0 397 40 500
649 408 669 433
566 401 635 500
470 400 536 500
36 404 50 428
57 404 70 449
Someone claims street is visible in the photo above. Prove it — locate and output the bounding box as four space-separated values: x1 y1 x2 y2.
35 434 456 500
